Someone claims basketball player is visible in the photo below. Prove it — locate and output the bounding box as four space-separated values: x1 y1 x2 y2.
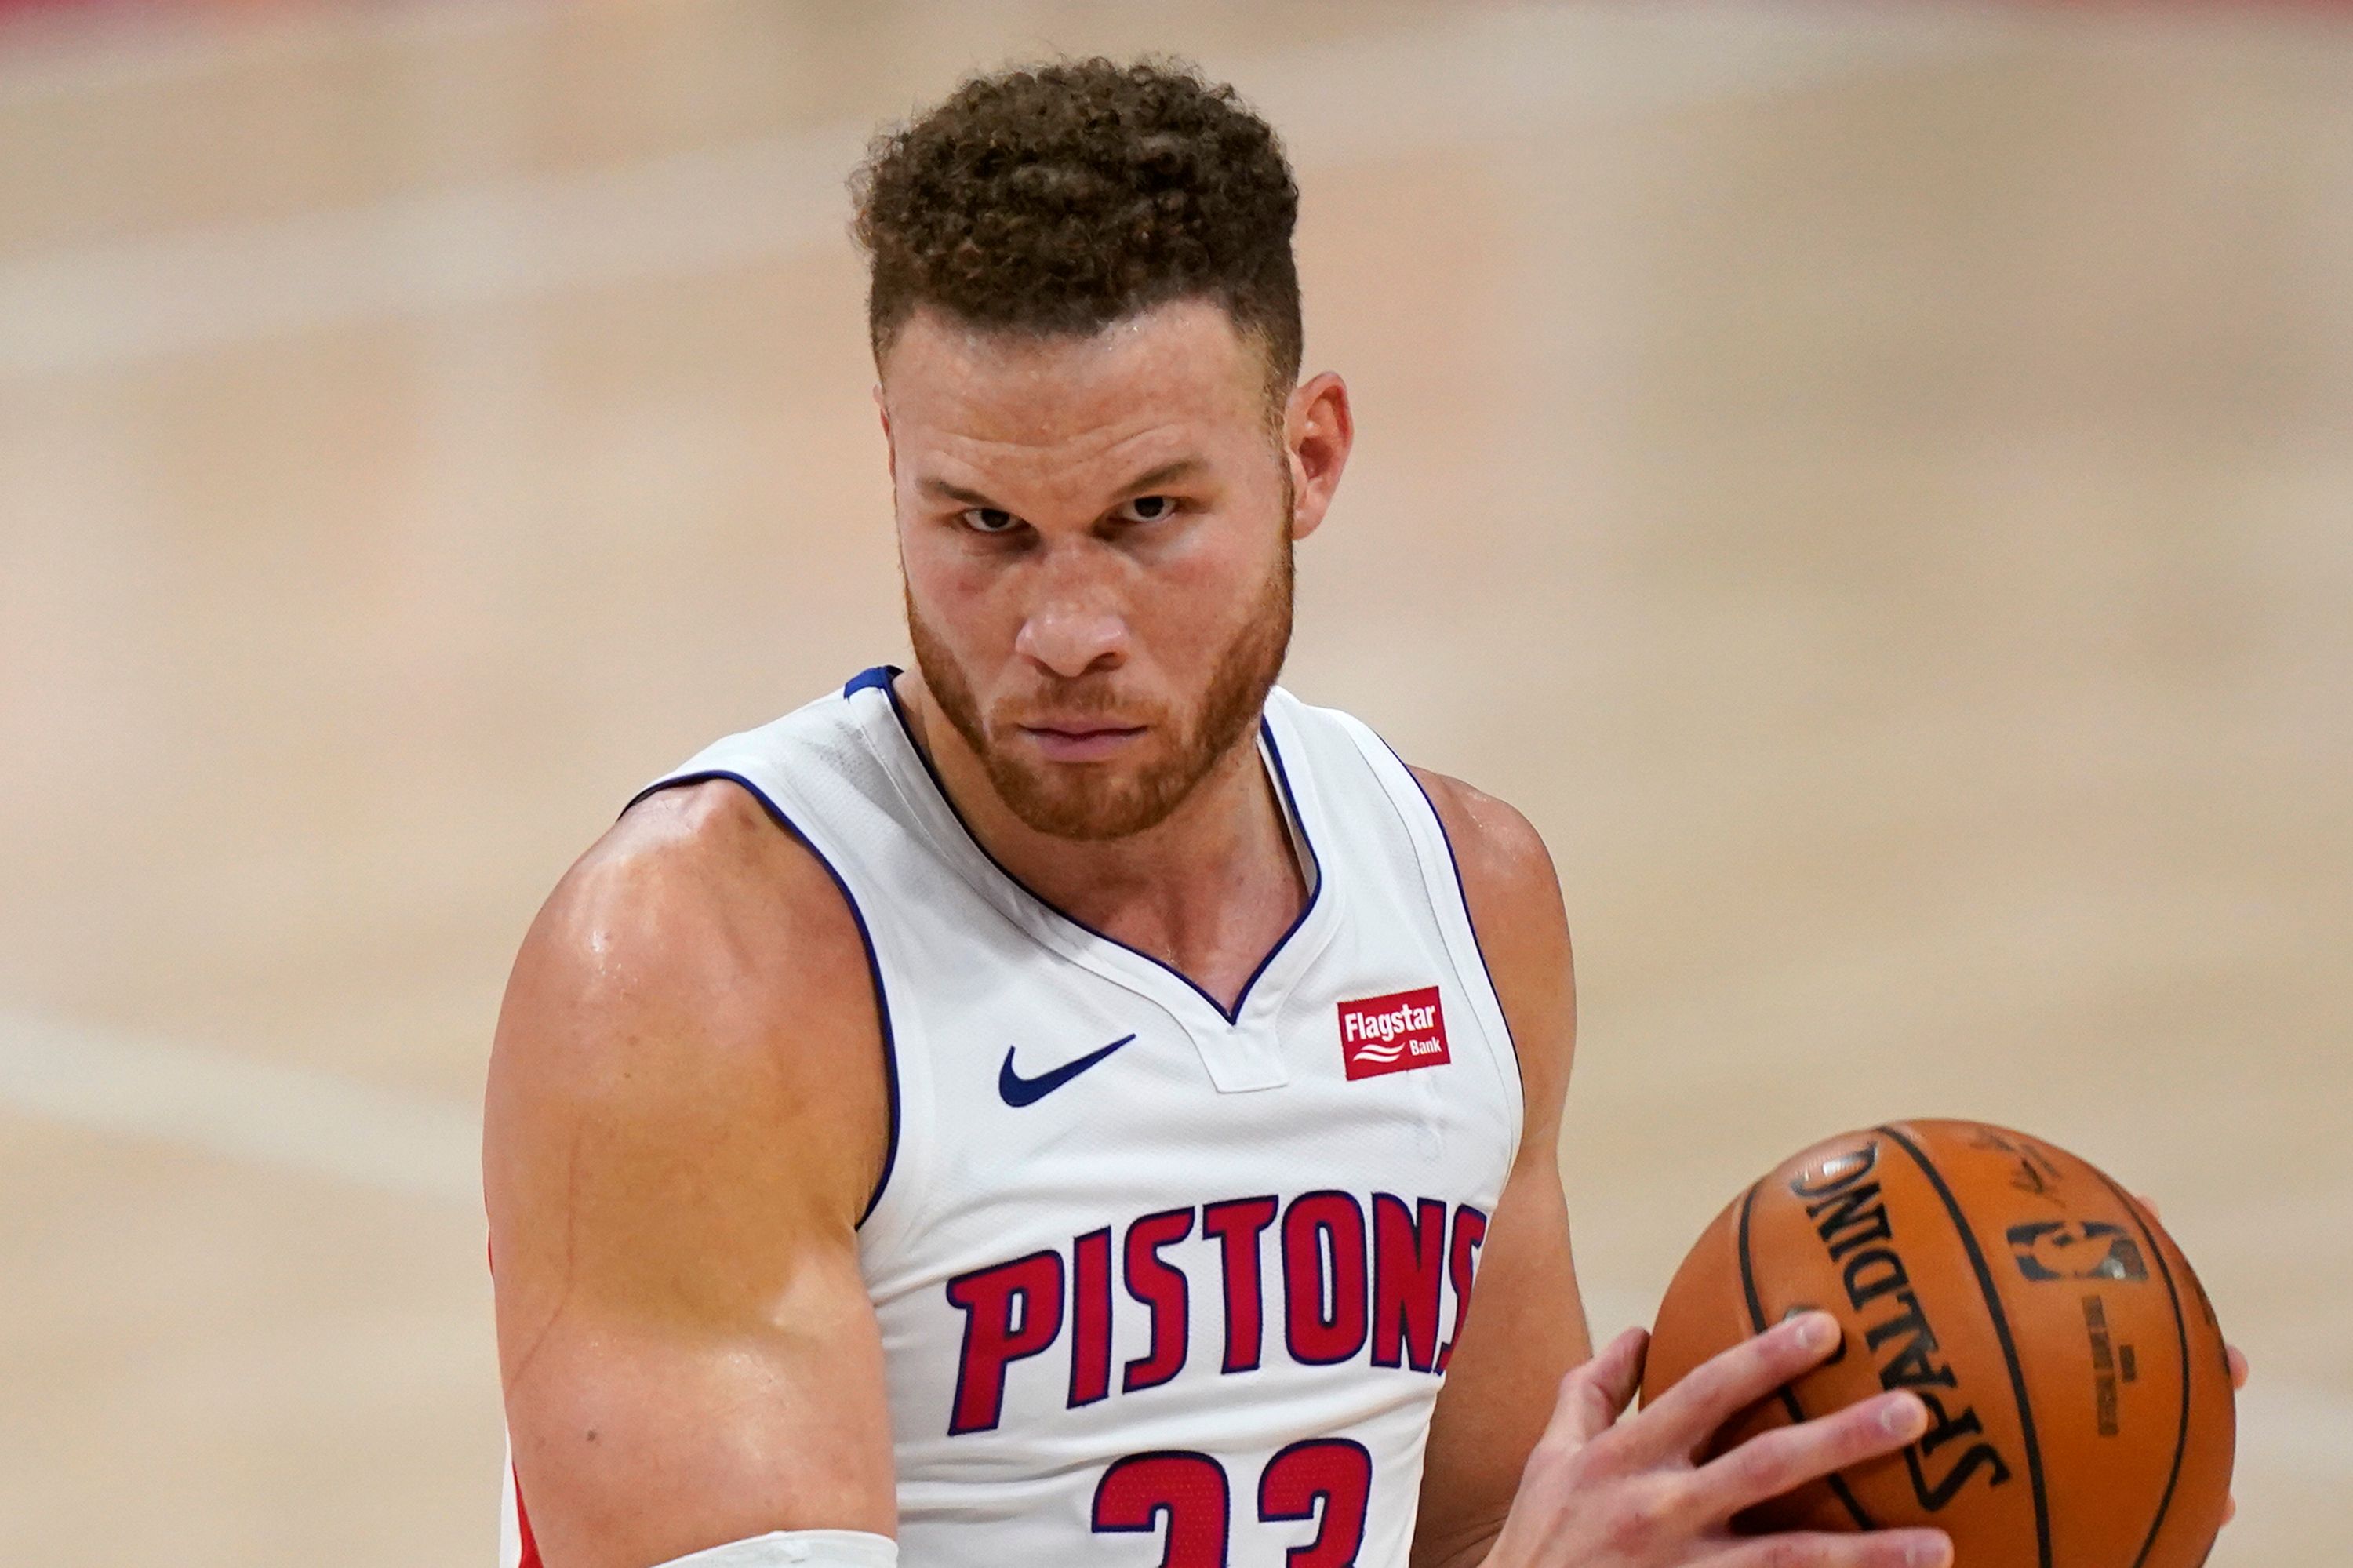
485 60 2229 1568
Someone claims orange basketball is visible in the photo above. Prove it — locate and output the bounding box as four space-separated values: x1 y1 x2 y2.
1642 1120 2235 1567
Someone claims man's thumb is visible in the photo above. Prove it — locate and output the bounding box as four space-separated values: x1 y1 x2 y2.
1544 1326 1649 1446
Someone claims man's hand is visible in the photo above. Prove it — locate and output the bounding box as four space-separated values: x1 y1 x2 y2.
1480 1314 1952 1568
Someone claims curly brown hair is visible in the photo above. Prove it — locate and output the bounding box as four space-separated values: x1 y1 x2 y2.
851 56 1302 403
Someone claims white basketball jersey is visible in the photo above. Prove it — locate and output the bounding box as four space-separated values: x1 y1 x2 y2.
501 668 1523 1568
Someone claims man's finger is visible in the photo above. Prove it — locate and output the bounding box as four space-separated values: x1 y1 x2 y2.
1696 1392 1929 1518
1540 1327 1649 1447
1636 1312 1844 1458
1703 1528 1951 1568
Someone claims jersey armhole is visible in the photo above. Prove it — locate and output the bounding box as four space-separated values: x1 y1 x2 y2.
623 768 906 1232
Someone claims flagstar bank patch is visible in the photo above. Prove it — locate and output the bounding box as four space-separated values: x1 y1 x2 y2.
1337 986 1449 1081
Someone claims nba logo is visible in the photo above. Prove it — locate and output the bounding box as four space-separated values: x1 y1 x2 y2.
1337 987 1450 1081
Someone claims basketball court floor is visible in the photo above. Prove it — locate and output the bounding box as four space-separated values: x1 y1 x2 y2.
0 2 2345 1562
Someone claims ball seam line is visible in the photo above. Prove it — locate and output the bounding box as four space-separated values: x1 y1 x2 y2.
1736 1176 1879 1532
1876 1122 2053 1568
2083 1161 2197 1568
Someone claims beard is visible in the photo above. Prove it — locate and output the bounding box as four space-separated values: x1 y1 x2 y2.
907 526 1295 844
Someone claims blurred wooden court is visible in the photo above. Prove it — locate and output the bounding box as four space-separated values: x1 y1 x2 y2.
0 2 2346 1562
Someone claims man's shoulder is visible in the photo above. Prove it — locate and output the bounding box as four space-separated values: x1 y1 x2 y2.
601 772 801 882
1399 763 1576 1108
494 777 884 1115
487 773 890 1228
1403 766 1560 920
1276 690 1558 907
560 777 851 980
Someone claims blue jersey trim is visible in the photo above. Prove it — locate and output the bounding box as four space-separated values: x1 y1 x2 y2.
842 664 898 699
1378 737 1525 1088
864 668 1321 1028
620 769 903 1228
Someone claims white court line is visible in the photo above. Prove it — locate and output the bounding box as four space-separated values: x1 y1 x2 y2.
0 1006 480 1204
0 0 2006 380
0 0 551 107
0 129 872 380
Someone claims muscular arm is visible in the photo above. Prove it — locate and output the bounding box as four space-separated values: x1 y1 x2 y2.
1409 771 1591 1568
483 781 896 1568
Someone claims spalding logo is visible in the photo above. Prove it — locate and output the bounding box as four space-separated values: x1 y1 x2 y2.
1337 986 1449 1081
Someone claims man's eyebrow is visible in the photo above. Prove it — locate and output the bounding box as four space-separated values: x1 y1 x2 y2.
1118 457 1206 493
919 476 998 508
918 458 1206 510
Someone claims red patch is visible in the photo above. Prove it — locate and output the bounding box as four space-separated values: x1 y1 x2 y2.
1337 987 1449 1080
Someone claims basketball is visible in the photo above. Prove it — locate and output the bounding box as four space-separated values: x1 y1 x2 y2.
1642 1119 2235 1566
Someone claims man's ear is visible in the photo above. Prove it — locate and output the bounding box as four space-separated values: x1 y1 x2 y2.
875 385 896 483
1284 371 1354 543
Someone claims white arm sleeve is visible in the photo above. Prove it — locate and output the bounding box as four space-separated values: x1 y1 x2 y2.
657 1530 899 1567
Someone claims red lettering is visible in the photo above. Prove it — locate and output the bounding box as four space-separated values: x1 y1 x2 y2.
1435 1205 1489 1373
1069 1226 1113 1407
1283 1191 1369 1366
1201 1195 1279 1373
1123 1209 1194 1393
945 1250 1064 1434
1371 1194 1447 1372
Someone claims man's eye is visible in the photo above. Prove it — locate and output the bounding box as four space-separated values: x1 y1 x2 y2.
1115 495 1179 524
960 507 1020 534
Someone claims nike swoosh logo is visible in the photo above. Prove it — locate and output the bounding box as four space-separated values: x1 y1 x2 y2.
998 1035 1138 1108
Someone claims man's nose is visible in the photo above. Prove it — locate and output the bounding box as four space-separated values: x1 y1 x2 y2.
1013 555 1128 679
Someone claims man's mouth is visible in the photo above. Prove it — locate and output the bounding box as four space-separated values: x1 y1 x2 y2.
1014 722 1147 763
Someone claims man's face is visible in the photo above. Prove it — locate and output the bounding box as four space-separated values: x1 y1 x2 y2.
879 300 1304 842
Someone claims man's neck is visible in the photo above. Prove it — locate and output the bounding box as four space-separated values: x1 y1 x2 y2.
893 669 1306 1011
